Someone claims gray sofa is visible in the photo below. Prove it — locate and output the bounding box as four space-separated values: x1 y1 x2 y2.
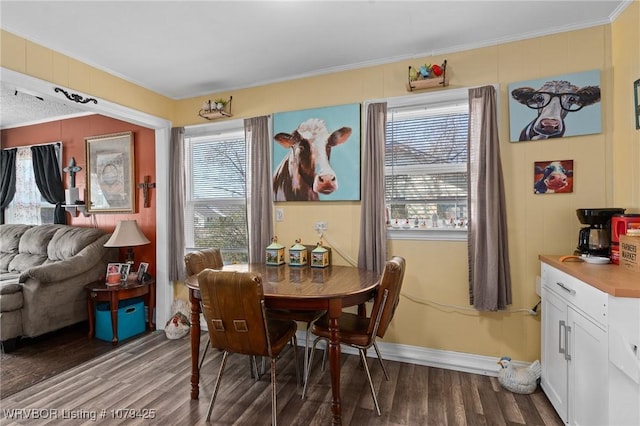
0 224 118 351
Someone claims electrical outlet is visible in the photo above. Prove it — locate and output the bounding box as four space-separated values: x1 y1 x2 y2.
276 208 284 222
314 221 327 231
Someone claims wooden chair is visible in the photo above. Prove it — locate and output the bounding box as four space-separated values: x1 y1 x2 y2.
198 269 299 425
184 248 224 369
302 256 406 415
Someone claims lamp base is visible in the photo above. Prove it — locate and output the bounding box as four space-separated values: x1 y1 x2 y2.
125 247 135 265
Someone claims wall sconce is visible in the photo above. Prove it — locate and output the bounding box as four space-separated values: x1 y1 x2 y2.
634 78 639 130
104 220 150 264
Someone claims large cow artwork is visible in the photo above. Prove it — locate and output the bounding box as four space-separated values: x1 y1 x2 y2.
511 80 600 141
273 118 352 201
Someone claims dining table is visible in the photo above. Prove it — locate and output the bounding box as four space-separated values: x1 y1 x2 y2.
184 263 381 425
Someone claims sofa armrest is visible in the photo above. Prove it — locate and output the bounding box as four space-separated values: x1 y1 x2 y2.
19 234 117 284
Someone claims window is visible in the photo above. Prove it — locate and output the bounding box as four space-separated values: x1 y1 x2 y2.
384 88 469 240
184 121 249 263
5 145 59 224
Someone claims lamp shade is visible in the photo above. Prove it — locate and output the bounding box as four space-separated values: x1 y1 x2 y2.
104 220 150 248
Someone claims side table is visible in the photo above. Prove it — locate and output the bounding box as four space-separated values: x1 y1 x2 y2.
85 279 156 345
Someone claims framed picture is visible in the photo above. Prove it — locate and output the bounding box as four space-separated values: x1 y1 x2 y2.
272 103 361 201
137 262 149 282
534 160 574 194
106 262 121 277
119 263 131 281
85 131 135 213
634 78 640 130
508 70 601 142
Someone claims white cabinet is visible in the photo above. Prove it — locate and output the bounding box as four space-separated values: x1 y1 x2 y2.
608 296 640 426
541 263 609 425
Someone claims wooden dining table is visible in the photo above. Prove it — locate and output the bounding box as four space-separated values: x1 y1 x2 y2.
184 263 380 425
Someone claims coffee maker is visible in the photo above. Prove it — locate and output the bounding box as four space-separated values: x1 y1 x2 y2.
576 208 625 257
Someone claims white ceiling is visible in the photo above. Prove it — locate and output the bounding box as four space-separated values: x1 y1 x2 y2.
0 0 630 129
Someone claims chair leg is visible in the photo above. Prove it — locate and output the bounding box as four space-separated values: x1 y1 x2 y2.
291 334 301 388
359 349 381 416
302 336 322 399
206 350 230 421
271 357 278 426
199 338 210 370
372 341 390 381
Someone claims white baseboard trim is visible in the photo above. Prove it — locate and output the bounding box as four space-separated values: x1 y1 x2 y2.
296 331 530 378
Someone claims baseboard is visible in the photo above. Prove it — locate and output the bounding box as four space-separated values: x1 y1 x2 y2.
296 330 530 378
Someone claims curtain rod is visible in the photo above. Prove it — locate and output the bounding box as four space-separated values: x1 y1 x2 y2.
2 141 61 150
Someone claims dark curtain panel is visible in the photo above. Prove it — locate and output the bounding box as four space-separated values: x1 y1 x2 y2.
168 127 186 281
358 102 388 274
467 85 512 311
31 144 66 224
0 148 18 224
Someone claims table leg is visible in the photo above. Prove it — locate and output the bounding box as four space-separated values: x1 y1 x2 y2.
87 293 95 338
328 299 343 425
110 291 119 345
189 289 201 400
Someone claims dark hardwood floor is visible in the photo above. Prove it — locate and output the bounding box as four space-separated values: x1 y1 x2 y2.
1 329 563 425
0 321 150 399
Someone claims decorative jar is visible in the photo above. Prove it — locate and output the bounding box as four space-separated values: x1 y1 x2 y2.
289 239 308 267
266 237 285 266
311 242 330 268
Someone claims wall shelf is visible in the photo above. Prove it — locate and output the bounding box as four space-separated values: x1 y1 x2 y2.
198 96 233 120
406 60 448 92
64 204 90 217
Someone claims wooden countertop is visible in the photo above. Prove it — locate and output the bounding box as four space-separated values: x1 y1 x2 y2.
540 255 640 298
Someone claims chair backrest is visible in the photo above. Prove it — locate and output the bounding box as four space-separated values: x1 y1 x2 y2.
184 248 224 276
198 269 272 357
368 256 406 338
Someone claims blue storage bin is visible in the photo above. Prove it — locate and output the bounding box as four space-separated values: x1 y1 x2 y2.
95 298 145 342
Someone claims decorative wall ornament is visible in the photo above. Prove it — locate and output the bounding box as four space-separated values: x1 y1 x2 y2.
54 87 98 104
508 70 601 142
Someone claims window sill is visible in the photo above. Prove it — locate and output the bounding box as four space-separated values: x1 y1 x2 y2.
386 227 467 241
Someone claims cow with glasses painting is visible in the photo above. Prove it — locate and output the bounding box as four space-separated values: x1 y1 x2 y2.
511 80 601 141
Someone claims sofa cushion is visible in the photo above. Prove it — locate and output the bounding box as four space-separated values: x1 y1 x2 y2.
48 226 106 261
6 225 59 273
0 224 33 272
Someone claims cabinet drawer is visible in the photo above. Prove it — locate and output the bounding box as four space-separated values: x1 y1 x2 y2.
542 263 608 327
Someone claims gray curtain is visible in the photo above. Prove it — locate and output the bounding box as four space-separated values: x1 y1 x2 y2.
168 127 186 281
31 144 66 224
244 116 273 263
0 148 17 224
467 85 512 311
358 102 387 274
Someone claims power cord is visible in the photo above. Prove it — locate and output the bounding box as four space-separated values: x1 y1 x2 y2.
320 228 541 316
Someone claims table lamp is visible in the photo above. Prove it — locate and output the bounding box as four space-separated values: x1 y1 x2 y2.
104 220 150 264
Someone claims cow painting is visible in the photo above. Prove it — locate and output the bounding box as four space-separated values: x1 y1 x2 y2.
273 118 352 201
534 160 574 194
508 71 602 142
512 80 600 141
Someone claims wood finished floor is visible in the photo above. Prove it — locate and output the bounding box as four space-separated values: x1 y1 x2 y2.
1 330 563 425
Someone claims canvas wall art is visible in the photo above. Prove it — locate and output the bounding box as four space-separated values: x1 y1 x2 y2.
534 160 574 194
509 70 601 142
272 103 361 201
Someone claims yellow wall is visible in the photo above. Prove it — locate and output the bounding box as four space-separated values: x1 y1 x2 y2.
1 29 175 121
2 4 638 362
612 1 640 209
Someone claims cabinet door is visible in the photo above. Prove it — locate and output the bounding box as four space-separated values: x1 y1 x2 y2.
567 306 608 426
541 287 569 423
